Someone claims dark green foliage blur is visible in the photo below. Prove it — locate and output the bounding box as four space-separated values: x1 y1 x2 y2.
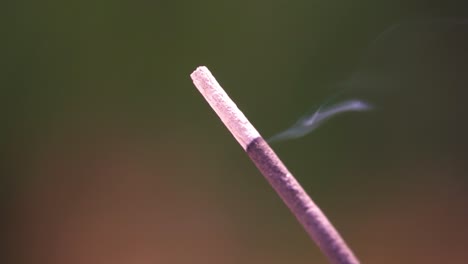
2 1 468 263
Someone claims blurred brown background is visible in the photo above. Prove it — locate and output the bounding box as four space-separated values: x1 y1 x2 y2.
2 1 468 263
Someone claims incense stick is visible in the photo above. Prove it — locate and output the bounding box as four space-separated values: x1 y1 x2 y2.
190 66 359 264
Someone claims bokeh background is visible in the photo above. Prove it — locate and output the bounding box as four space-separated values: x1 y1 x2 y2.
2 1 468 263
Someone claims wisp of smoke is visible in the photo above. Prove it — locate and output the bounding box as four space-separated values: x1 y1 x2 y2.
268 99 372 143
268 17 467 144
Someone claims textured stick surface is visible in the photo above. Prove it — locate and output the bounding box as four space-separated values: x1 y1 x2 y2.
190 66 260 150
246 138 359 264
190 66 359 264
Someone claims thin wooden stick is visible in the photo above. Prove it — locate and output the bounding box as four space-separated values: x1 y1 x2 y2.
190 66 360 264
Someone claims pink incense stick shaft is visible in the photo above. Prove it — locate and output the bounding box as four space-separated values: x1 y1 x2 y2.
190 66 359 264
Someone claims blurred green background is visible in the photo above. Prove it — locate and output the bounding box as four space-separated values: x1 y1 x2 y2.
2 0 468 263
